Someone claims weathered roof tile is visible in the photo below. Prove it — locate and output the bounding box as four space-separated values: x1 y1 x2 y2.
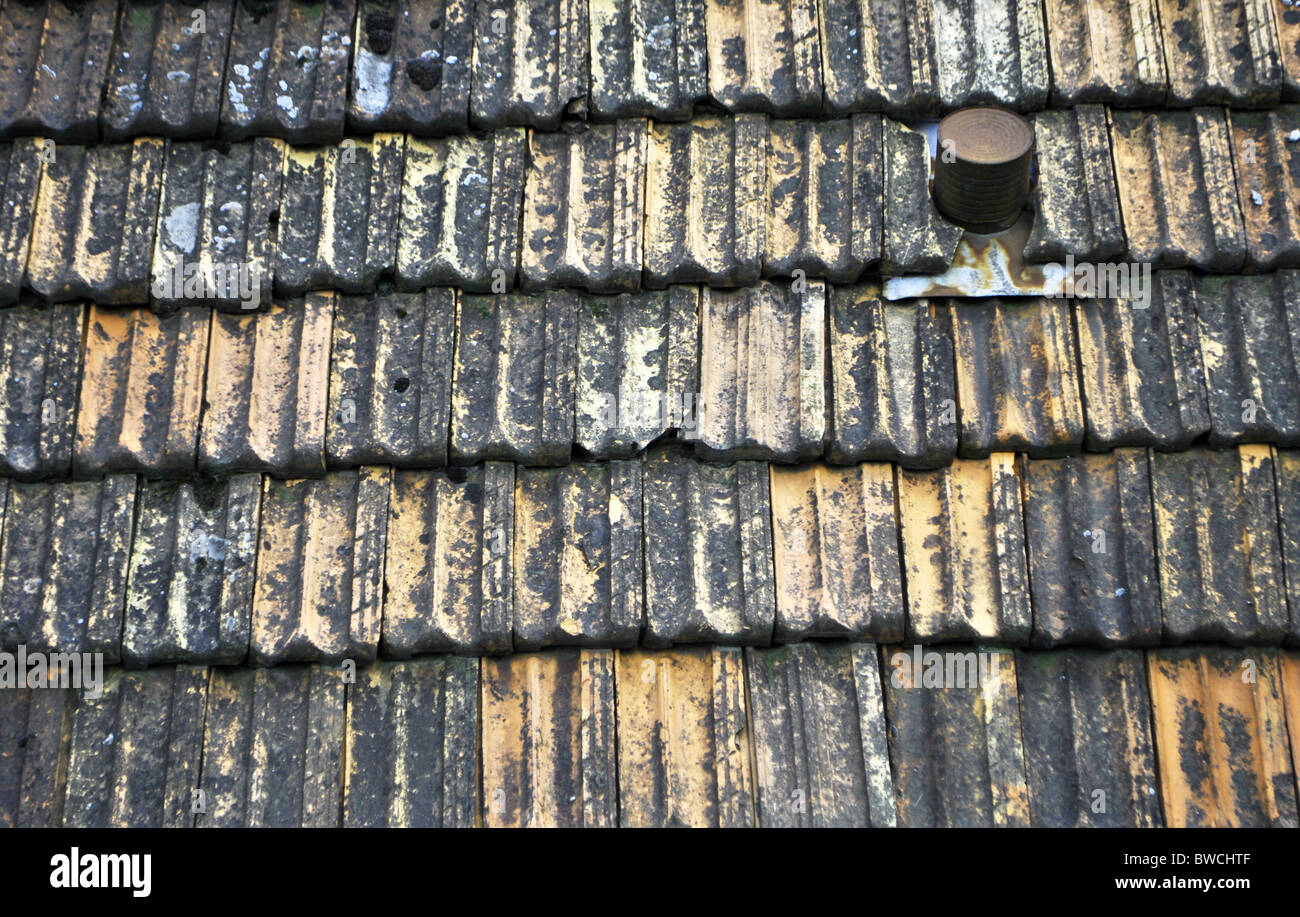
1074 274 1210 451
0 683 74 828
348 0 473 134
704 0 822 116
220 0 355 143
643 114 765 287
276 134 404 295
383 464 514 656
616 646 754 826
470 0 588 129
1022 450 1161 648
898 455 1031 644
62 666 208 827
828 287 957 468
1147 647 1298 827
514 461 642 650
103 0 235 140
344 656 480 827
1229 107 1300 271
200 294 333 476
451 290 576 465
1157 0 1282 106
588 0 707 120
27 140 163 304
1151 446 1290 644
883 645 1030 826
197 665 346 827
819 0 939 116
521 120 646 292
0 302 81 480
931 0 1049 110
250 468 390 665
0 476 136 662
696 280 825 462
396 129 525 291
950 298 1084 457
769 463 904 643
1280 1 1300 100
122 476 261 666
0 139 41 305
327 289 455 468
75 306 209 477
480 648 618 826
1265 449 1300 645
1043 0 1166 105
1017 649 1161 826
882 117 961 274
745 642 895 826
643 444 775 646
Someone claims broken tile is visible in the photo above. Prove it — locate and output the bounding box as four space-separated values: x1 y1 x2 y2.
0 476 136 662
1156 0 1281 106
882 117 961 275
588 0 706 119
470 0 588 129
151 138 283 313
1148 647 1298 827
383 464 514 656
0 684 75 828
450 290 576 465
200 294 333 476
348 0 473 134
1111 108 1246 271
75 306 210 478
1150 446 1290 644
950 298 1085 457
197 665 346 827
1074 274 1210 451
1022 451 1161 648
0 302 81 479
122 476 261 667
521 120 646 292
1025 107 1126 263
575 286 699 458
931 0 1049 110
327 289 455 468
103 0 235 140
480 649 617 826
696 280 826 462
1042 0 1166 105
828 286 957 468
1016 649 1161 827
764 115 881 281
62 666 208 828
642 444 775 646
883 645 1030 826
768 463 904 643
276 135 403 295
704 0 822 115
1194 272 1300 446
250 468 391 666
818 0 940 115
616 646 754 826
0 0 116 142
0 139 42 305
396 129 525 291
513 462 642 650
344 657 480 827
1230 107 1300 271
643 114 765 287
220 0 355 143
898 455 1031 644
746 642 895 827
27 140 163 304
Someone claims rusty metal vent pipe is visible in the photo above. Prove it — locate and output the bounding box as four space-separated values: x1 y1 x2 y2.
933 107 1035 234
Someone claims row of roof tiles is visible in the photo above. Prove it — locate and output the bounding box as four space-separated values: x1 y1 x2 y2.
3 0 1299 144
3 645 1297 827
0 106 1297 307
3 278 1300 479
3 443 1300 662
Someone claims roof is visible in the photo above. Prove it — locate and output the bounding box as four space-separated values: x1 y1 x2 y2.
1 0 1299 829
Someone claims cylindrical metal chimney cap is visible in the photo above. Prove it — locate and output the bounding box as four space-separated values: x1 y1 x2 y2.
933 107 1035 234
